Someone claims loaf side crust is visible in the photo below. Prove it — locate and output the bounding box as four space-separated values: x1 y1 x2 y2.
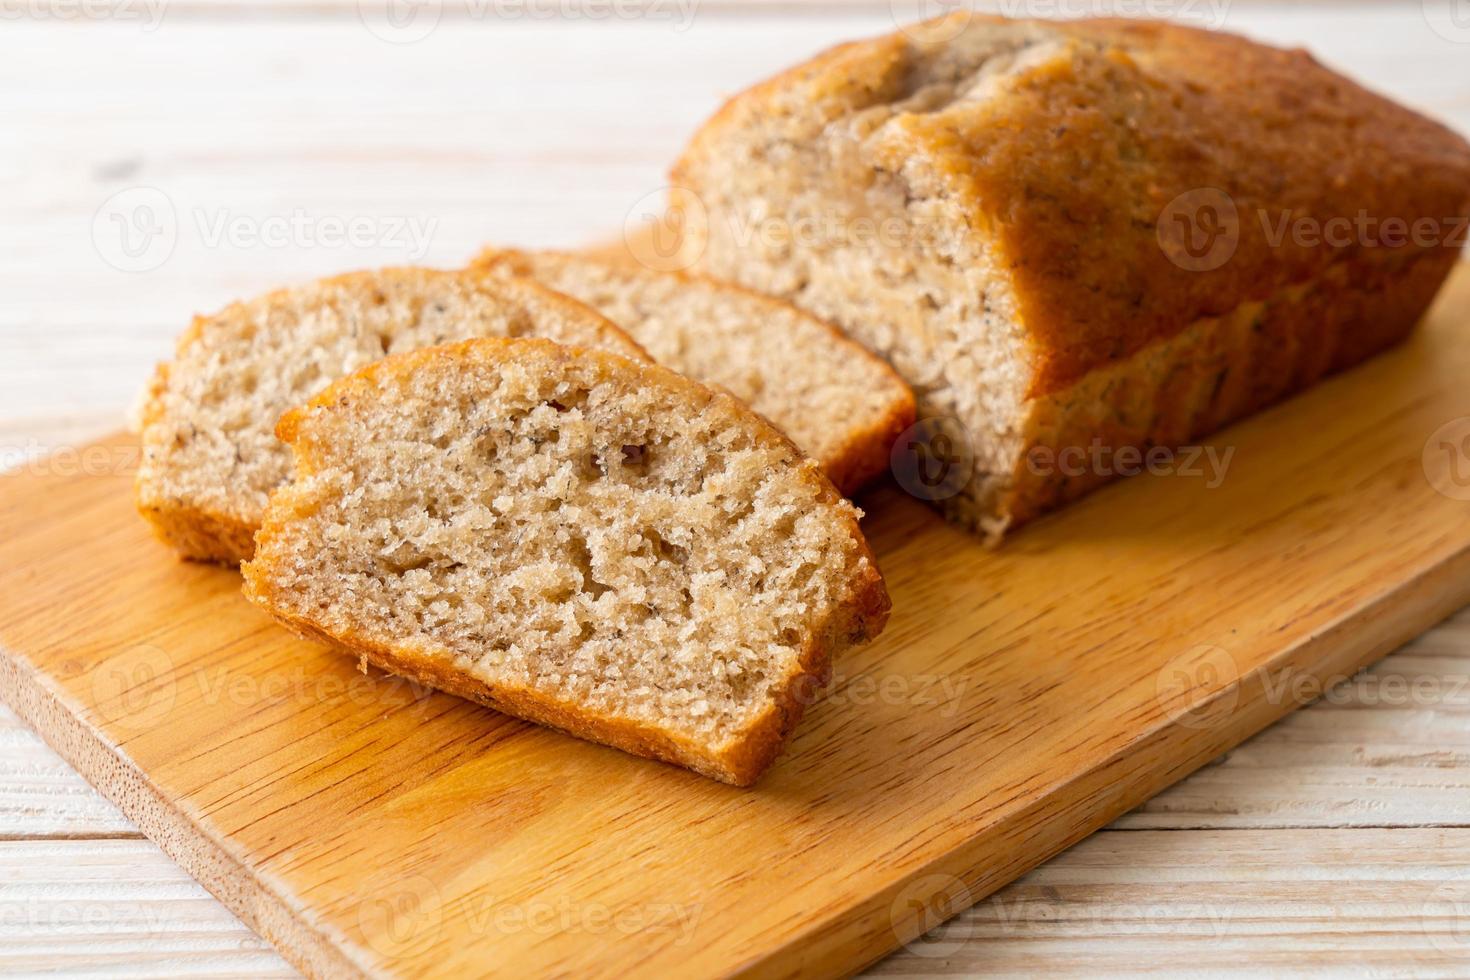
999 246 1458 530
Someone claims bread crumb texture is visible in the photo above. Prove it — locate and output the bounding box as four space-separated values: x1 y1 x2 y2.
473 248 915 494
242 338 890 784
135 267 643 563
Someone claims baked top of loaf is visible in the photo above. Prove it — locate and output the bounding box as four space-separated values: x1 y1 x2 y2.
674 15 1470 397
241 337 890 785
135 267 644 564
471 248 915 496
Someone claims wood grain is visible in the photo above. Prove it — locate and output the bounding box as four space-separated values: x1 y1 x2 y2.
2 266 1469 977
9 828 1470 979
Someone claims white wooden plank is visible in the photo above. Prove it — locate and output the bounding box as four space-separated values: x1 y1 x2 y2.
0 706 138 840
872 828 1470 978
2 8 1467 433
5 831 1470 979
0 840 294 978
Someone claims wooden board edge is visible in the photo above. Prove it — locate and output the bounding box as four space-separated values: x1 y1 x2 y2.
738 541 1470 979
0 641 368 980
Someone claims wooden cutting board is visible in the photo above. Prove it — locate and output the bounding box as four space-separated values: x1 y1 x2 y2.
3 265 1470 979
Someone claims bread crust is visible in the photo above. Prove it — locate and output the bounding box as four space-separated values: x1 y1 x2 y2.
135 268 647 565
471 248 916 496
674 15 1470 398
248 337 891 786
672 15 1470 533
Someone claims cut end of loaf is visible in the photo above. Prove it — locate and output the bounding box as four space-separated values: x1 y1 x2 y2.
471 247 916 496
242 337 890 785
133 267 645 564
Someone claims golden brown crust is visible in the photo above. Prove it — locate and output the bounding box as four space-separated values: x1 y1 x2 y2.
251 337 890 786
471 247 916 496
135 267 647 566
135 493 259 566
673 15 1470 398
999 245 1458 530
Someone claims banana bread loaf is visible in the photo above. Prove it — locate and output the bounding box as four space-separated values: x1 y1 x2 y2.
672 15 1470 536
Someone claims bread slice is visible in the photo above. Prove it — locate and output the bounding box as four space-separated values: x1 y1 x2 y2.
472 248 915 495
672 14 1470 537
240 337 890 785
136 267 646 564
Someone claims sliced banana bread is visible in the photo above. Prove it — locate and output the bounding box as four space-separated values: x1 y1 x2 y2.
672 14 1470 537
136 267 645 564
241 338 890 785
472 248 915 495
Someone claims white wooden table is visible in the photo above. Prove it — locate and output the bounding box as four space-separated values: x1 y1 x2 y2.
4 3 1470 975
